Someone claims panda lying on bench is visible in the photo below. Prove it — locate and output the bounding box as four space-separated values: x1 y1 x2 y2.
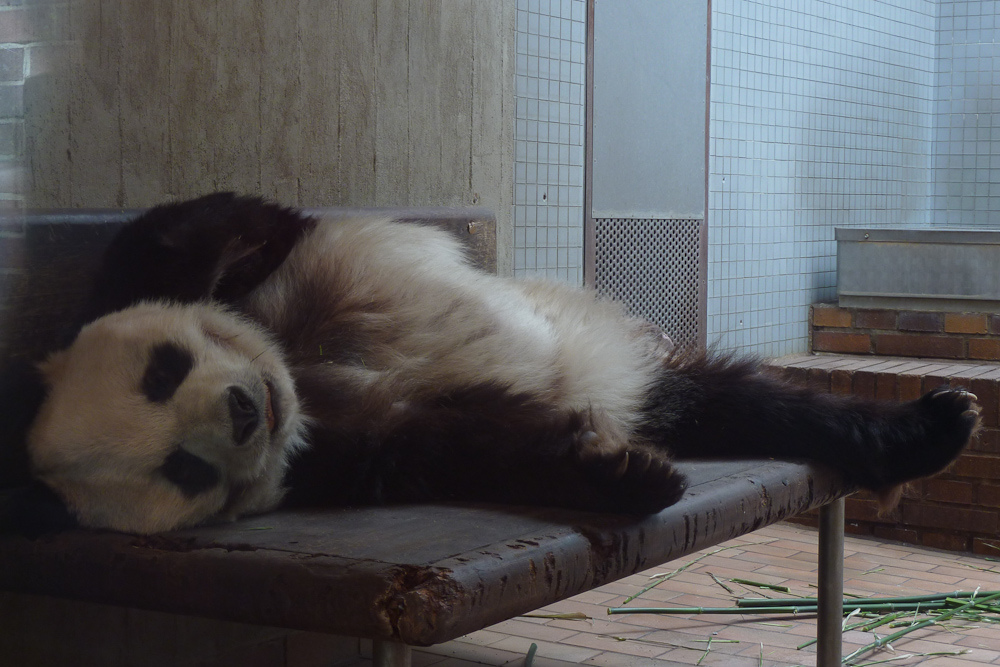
0 194 980 534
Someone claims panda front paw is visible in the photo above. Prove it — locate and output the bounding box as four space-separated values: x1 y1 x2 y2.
920 385 980 453
883 386 980 486
921 386 980 428
573 431 687 514
918 386 980 453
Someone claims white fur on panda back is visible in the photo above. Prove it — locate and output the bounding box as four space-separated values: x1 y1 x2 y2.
244 216 661 436
514 279 663 432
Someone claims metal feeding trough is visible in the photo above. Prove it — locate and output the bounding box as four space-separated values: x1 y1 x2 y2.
836 228 1000 312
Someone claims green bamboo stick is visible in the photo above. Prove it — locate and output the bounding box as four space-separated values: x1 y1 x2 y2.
618 553 710 605
523 642 537 667
617 540 774 606
861 611 909 632
610 589 1000 617
708 572 735 594
695 636 712 666
610 605 808 615
797 611 911 651
601 634 736 652
730 578 790 593
737 590 997 608
843 591 1000 664
608 605 825 615
804 602 949 613
610 601 955 616
944 596 1000 614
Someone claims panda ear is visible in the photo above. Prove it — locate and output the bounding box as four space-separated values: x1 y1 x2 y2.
0 481 78 537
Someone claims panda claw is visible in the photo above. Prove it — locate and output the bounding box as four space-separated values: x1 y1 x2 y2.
632 451 653 475
931 388 977 402
963 409 979 418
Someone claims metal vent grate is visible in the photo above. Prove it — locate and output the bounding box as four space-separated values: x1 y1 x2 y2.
593 218 702 347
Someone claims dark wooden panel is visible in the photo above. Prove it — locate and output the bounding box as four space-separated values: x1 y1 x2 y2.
0 458 849 646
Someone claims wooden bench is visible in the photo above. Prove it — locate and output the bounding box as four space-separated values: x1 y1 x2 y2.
0 208 852 666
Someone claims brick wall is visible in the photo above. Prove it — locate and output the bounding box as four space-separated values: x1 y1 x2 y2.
812 303 1000 361
771 353 1000 554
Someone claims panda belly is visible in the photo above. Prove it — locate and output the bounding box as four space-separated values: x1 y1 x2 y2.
239 218 591 416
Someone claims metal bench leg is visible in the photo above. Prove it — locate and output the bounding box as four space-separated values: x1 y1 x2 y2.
373 640 412 667
817 497 845 667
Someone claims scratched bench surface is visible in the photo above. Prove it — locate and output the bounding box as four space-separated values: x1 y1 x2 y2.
0 458 848 646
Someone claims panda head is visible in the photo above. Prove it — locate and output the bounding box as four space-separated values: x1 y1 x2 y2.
21 301 306 534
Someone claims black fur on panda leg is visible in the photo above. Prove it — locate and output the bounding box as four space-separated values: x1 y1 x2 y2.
284 383 688 515
643 352 979 498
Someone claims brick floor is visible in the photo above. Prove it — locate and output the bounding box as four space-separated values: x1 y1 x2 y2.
377 522 1000 667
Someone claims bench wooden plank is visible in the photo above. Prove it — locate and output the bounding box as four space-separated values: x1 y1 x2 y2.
0 458 848 646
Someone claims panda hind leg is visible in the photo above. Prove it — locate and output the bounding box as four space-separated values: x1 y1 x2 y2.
371 388 688 515
641 353 980 501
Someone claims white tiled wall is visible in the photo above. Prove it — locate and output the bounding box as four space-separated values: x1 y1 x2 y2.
513 1 998 354
709 0 938 356
931 0 1000 226
513 0 586 282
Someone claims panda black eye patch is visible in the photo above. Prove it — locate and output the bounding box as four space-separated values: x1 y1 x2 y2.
158 449 220 498
142 342 194 402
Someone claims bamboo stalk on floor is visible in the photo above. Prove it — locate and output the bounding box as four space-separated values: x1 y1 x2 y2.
729 578 790 593
736 590 999 608
523 642 537 667
609 593 1000 617
842 591 1000 664
617 540 775 606
609 602 949 616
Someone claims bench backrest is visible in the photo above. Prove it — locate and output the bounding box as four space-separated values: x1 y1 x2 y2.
0 207 496 359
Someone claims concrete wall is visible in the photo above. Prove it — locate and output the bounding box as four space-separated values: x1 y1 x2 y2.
17 0 515 272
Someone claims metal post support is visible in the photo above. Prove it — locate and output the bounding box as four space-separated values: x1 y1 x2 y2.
816 497 845 667
373 640 412 667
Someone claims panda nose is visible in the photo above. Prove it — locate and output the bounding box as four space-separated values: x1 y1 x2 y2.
228 386 260 446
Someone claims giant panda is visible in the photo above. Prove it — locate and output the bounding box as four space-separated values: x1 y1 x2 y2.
0 193 981 534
